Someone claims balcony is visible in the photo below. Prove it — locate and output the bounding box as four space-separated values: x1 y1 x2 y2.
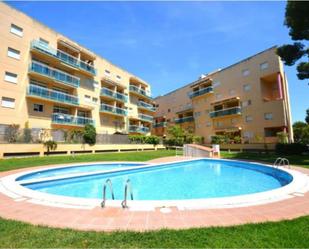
52 113 94 126
100 104 127 116
129 85 151 99
209 106 242 118
29 61 80 88
31 40 96 76
189 86 213 98
175 116 194 123
153 122 167 128
138 113 153 122
129 125 150 133
138 101 156 112
100 87 127 103
27 84 79 106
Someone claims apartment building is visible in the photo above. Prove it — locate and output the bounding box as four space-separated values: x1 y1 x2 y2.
153 47 293 144
0 2 155 137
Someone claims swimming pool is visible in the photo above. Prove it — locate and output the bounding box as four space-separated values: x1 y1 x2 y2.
2 158 307 210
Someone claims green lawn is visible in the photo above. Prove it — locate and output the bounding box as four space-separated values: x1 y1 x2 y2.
0 216 308 248
0 150 175 172
0 149 308 248
221 151 309 168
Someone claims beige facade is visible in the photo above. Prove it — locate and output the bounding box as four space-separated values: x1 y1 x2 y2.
0 2 155 136
153 47 293 144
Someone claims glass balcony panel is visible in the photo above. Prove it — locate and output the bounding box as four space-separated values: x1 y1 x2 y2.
174 116 194 123
138 113 153 122
29 61 80 88
129 85 151 98
100 104 127 116
28 84 79 105
138 101 156 112
189 86 213 98
52 113 94 126
209 107 242 118
153 122 167 128
100 88 127 102
129 125 150 133
31 40 96 75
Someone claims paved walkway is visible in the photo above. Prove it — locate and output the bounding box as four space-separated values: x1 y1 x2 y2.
0 157 308 231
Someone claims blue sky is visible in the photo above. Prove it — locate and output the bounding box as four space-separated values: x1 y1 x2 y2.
9 1 308 122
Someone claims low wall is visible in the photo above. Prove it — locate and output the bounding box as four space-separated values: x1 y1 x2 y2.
0 143 166 158
184 144 214 158
204 143 276 152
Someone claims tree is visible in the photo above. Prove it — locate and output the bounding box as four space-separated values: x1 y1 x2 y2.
276 1 309 81
83 124 96 145
43 140 57 155
293 121 309 144
306 108 309 124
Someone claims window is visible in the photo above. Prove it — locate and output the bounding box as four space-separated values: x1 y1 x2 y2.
168 109 171 113
243 131 253 139
1 97 15 108
196 124 201 128
231 118 236 124
242 99 252 107
242 69 250 76
229 89 236 96
260 62 269 70
7 47 20 60
10 24 23 37
39 38 49 46
264 113 273 120
216 121 223 127
206 121 211 127
92 97 98 104
33 104 44 112
194 112 201 118
104 70 111 76
53 106 69 114
245 115 253 122
213 80 221 88
4 72 17 83
243 84 251 92
116 75 121 80
204 109 210 114
84 95 91 102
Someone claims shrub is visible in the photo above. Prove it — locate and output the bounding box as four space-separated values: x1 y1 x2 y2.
275 143 308 155
277 131 289 144
193 135 204 144
23 128 32 143
233 136 242 144
43 140 57 155
211 135 228 144
145 135 160 146
83 124 96 145
129 135 145 144
5 124 20 143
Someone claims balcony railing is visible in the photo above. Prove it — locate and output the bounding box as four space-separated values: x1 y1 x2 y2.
129 125 150 133
153 122 167 128
209 106 242 118
129 85 151 98
100 87 127 102
27 84 79 106
100 104 127 116
175 116 194 123
138 113 153 122
138 101 156 112
52 113 94 126
31 40 96 75
29 61 80 88
189 86 213 98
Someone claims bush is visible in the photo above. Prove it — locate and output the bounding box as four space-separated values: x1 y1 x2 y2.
23 128 32 143
211 135 228 144
145 135 160 146
277 132 289 144
193 135 204 144
43 140 57 155
5 124 20 143
275 143 308 155
83 124 96 145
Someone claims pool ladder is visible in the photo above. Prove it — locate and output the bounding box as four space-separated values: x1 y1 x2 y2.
121 179 134 209
101 179 134 208
101 179 114 208
273 157 290 169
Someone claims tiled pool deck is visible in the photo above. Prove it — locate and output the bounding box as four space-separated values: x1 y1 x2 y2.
0 156 308 231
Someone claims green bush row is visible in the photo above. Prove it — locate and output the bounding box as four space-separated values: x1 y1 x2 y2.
128 135 160 145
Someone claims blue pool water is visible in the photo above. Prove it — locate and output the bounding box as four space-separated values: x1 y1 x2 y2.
17 163 145 181
22 160 293 200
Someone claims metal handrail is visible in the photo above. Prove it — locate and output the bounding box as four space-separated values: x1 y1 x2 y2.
273 157 290 169
121 179 133 208
101 179 115 208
